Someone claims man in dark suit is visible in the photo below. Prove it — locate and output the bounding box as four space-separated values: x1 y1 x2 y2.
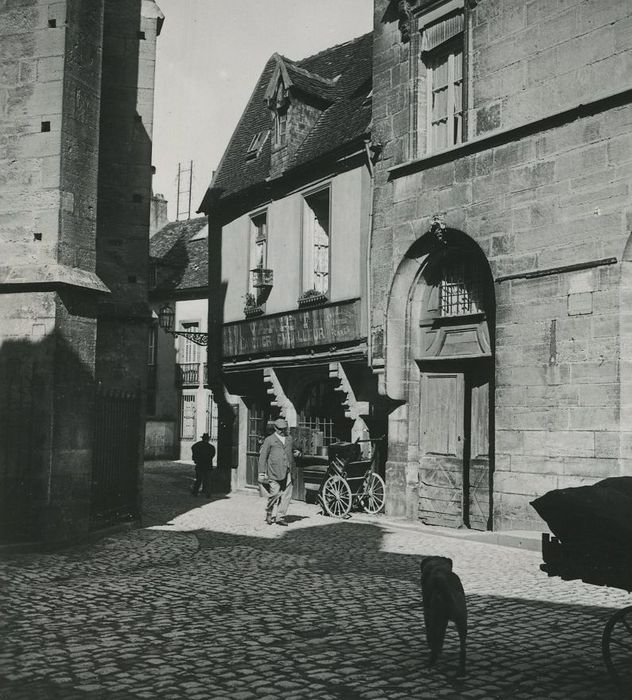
258 418 299 526
191 432 216 497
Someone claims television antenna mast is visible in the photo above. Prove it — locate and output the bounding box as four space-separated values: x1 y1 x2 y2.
176 161 193 220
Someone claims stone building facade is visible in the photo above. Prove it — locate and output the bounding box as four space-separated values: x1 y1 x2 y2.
0 0 163 544
147 215 219 463
199 35 386 497
370 0 632 529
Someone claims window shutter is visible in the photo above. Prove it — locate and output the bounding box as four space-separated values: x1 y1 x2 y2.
421 10 464 54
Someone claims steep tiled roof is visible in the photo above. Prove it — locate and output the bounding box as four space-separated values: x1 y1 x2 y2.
149 217 208 291
284 62 338 103
206 32 372 205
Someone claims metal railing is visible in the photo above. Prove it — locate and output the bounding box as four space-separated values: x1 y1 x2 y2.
176 363 200 387
91 385 140 529
251 268 273 288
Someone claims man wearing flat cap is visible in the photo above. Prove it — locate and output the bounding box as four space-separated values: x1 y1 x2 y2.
258 417 299 526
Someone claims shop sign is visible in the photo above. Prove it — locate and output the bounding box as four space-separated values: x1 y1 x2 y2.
223 299 361 357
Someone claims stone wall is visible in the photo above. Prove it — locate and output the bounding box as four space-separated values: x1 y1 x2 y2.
269 98 324 179
144 419 175 459
371 0 632 529
0 0 105 543
0 0 163 543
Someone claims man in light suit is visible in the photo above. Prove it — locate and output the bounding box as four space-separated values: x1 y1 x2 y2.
258 417 299 526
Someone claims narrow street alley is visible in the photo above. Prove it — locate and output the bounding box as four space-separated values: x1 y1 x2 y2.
0 461 629 700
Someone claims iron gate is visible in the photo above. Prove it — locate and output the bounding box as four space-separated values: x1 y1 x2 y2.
91 384 140 530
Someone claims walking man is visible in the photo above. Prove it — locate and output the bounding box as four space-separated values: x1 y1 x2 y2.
191 432 216 497
258 418 299 526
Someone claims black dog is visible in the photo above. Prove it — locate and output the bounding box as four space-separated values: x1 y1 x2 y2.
420 556 467 678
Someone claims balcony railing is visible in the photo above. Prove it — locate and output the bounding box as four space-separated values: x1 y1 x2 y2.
251 268 273 288
176 363 200 387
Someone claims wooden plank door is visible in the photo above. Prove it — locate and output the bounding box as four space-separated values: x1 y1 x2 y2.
418 372 465 527
466 371 491 531
217 403 239 493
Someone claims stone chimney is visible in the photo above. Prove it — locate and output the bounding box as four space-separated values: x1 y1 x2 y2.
150 193 169 236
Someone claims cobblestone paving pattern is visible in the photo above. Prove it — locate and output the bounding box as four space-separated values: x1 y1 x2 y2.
1 460 630 699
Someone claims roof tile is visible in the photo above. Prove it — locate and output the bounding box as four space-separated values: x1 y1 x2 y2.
150 217 208 292
207 32 372 204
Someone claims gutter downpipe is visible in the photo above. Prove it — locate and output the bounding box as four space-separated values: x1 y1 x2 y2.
364 137 375 369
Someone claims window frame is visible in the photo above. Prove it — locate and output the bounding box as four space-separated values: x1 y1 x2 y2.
273 108 288 147
180 392 197 440
245 129 270 161
147 323 158 416
205 393 218 443
178 319 201 365
147 323 158 366
248 209 268 300
301 185 332 298
413 0 469 159
425 38 464 154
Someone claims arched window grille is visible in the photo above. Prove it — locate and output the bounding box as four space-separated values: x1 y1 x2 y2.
438 259 483 317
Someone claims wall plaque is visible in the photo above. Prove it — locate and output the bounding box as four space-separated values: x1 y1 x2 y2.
223 299 362 357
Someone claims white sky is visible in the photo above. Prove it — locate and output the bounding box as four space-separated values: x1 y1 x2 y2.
152 0 374 221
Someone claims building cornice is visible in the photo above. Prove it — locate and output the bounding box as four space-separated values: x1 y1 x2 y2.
387 86 632 180
222 342 368 372
396 0 478 43
0 264 110 294
200 138 369 221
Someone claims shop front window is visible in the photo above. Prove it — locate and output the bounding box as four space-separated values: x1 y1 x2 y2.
296 380 350 454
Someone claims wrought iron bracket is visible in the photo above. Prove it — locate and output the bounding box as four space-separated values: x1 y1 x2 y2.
166 330 209 346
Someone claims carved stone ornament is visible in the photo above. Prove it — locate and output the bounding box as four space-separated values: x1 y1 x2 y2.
396 0 481 43
430 214 447 245
397 0 416 43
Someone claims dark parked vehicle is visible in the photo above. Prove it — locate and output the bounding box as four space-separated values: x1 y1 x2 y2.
310 438 386 518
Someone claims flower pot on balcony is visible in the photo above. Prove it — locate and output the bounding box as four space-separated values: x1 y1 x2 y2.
297 290 328 308
244 304 264 318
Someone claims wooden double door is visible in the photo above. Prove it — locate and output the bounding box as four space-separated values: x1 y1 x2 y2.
418 362 492 530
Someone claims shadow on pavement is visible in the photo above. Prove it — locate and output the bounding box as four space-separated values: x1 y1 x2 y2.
283 515 310 524
0 463 626 700
141 460 231 527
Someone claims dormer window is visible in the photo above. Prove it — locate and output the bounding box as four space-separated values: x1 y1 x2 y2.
246 130 269 161
263 52 335 176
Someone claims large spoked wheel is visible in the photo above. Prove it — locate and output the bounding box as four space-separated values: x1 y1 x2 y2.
602 605 632 691
359 472 386 514
321 475 352 518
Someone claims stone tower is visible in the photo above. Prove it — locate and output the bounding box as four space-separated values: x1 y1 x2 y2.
0 0 163 544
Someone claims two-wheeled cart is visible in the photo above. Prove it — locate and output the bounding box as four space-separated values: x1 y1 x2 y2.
540 533 632 694
317 438 386 518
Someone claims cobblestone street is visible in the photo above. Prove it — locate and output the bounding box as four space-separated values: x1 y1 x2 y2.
1 461 630 699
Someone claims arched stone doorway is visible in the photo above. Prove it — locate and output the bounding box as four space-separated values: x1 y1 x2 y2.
384 227 495 530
